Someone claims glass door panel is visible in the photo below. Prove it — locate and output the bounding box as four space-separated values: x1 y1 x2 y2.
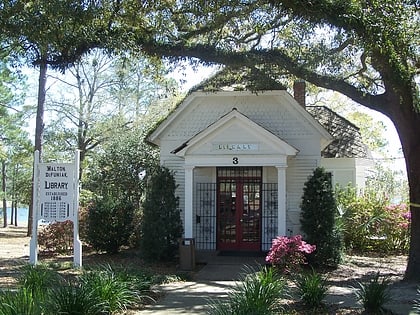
240 182 261 246
218 180 237 247
217 168 262 251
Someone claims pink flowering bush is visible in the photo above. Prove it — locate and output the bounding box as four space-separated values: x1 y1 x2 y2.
340 196 410 253
38 220 74 255
266 235 316 274
381 203 411 252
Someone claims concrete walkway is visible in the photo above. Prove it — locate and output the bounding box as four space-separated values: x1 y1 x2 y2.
137 252 265 314
137 252 419 315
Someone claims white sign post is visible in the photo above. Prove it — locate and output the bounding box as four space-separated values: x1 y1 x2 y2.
30 151 82 267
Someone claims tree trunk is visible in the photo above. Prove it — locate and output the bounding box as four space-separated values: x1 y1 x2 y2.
10 200 14 225
401 136 420 281
2 160 7 228
14 202 17 226
27 61 48 236
387 96 420 281
12 166 17 226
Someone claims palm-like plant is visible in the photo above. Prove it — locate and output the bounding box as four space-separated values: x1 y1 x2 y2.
208 265 286 315
295 268 329 309
354 272 392 314
80 264 139 313
17 264 61 300
44 281 103 315
0 288 42 315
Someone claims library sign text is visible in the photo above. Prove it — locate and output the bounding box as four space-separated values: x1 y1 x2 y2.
213 143 259 151
39 163 74 222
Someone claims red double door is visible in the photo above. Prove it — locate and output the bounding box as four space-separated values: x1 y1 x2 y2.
217 167 262 251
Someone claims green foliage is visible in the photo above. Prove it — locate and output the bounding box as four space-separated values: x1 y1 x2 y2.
3 263 155 315
85 197 135 254
365 164 409 204
336 185 410 254
45 284 103 315
79 265 140 314
0 56 32 221
0 288 42 315
207 265 286 315
17 264 61 301
300 167 343 267
354 272 392 314
140 166 183 261
295 269 329 309
413 287 420 314
84 127 159 206
38 220 74 255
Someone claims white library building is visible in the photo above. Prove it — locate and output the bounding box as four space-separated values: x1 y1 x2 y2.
148 72 372 253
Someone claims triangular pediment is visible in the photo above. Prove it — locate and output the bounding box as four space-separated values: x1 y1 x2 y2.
173 109 298 157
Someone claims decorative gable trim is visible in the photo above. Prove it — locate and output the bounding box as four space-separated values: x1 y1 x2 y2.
172 108 299 157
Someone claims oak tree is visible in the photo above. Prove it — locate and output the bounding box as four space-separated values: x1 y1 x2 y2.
131 0 420 281
2 0 419 280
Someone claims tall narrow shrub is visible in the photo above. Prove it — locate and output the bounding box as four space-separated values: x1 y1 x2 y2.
300 167 342 267
140 167 183 261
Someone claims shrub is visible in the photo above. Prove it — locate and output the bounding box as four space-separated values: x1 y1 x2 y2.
1 263 155 315
38 220 74 255
336 185 411 254
295 268 329 309
354 272 392 314
0 288 42 315
140 166 183 261
207 265 286 315
301 167 343 267
265 235 316 274
79 264 140 313
84 197 135 254
45 283 103 315
18 264 61 300
380 203 410 252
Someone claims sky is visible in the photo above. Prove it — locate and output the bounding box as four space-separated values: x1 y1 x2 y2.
23 62 407 176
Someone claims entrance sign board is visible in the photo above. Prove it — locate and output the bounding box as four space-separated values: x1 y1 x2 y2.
30 151 82 267
39 163 75 222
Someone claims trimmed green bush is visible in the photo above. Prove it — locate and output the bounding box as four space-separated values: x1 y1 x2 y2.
140 166 183 261
301 167 343 267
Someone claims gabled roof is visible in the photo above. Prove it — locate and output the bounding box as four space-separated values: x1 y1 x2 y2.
172 108 298 156
306 106 371 158
148 67 370 159
147 90 333 150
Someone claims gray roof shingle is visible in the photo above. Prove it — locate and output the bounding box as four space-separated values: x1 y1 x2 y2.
306 106 371 158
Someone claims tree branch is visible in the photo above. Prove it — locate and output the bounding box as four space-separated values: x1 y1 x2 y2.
141 41 390 114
